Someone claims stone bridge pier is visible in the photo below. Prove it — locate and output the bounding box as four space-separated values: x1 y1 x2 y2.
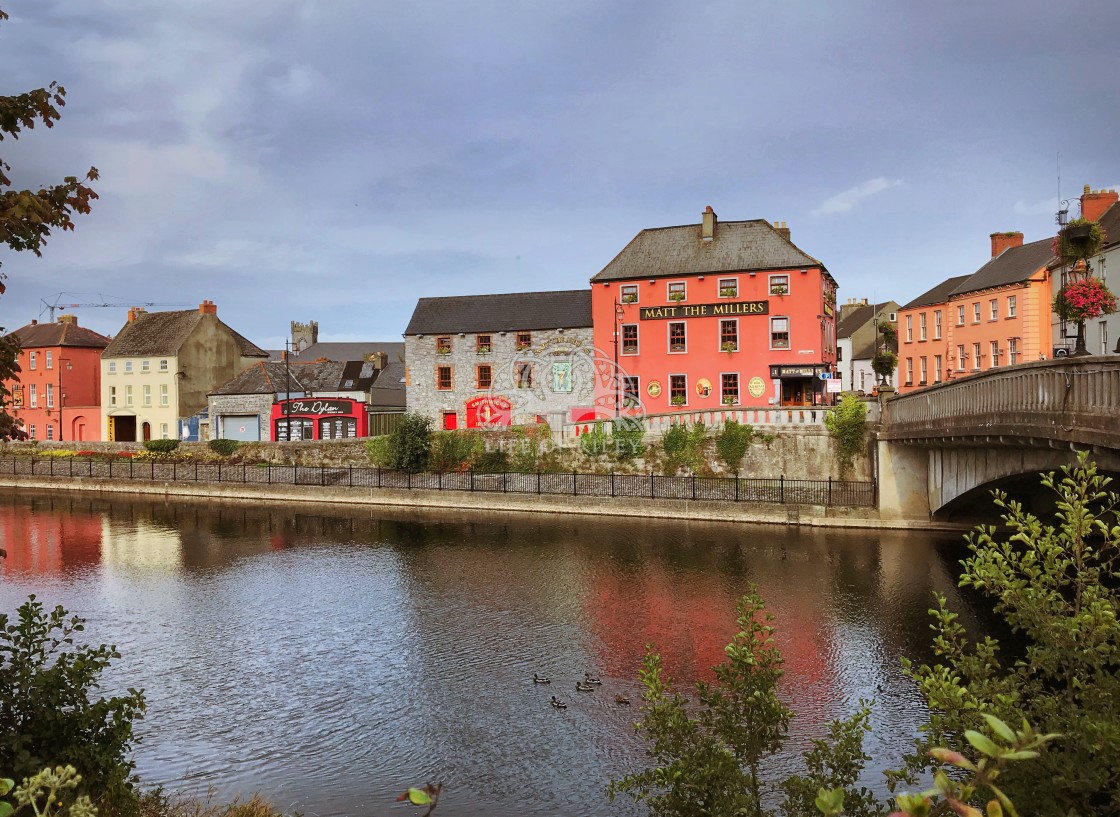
877 356 1120 521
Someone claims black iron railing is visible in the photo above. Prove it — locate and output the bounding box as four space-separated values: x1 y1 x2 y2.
1 457 876 507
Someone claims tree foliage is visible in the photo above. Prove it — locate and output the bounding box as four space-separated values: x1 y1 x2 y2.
0 8 99 431
715 420 753 473
897 452 1120 814
0 598 145 813
823 394 867 476
389 412 432 470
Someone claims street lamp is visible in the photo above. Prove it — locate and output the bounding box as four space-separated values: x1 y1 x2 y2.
51 358 72 441
612 299 624 416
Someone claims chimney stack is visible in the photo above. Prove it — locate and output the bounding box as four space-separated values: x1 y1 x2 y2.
773 220 791 242
57 314 77 325
370 351 389 370
701 206 717 241
127 307 146 323
990 231 1023 258
1081 185 1119 223
31 319 38 326
199 299 217 315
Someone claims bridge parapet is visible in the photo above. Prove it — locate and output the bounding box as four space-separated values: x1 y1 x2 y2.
881 355 1120 451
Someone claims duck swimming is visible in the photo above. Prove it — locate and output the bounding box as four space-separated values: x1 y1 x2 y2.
583 673 603 685
550 696 567 709
533 673 551 684
615 694 631 705
575 681 595 692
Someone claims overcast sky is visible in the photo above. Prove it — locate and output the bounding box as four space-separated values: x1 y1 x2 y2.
2 0 1118 348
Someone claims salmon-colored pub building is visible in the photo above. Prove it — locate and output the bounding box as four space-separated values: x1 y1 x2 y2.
590 208 838 414
3 315 110 441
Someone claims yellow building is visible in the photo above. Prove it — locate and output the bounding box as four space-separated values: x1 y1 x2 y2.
101 301 268 442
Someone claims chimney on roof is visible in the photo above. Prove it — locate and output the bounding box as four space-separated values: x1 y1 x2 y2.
31 319 38 326
1081 185 1119 223
773 220 791 242
370 351 388 370
199 300 217 315
990 231 1023 258
701 206 717 241
57 314 77 325
127 307 146 323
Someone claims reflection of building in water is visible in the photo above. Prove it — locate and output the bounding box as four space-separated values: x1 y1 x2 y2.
0 505 102 574
100 518 183 570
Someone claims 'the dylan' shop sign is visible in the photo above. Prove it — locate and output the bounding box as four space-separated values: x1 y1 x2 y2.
639 301 769 320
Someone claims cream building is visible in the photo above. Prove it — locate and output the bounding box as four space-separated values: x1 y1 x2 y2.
101 301 268 442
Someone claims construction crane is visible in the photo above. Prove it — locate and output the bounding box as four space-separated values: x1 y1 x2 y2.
39 293 191 323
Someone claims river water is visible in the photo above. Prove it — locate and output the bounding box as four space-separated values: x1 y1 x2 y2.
0 489 976 817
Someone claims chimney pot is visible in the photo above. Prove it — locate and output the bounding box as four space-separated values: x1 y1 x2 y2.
1080 186 1119 222
31 319 38 326
701 206 717 241
774 221 791 242
199 300 218 315
990 231 1024 258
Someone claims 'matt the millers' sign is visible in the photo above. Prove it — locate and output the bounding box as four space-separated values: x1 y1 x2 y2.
639 301 769 320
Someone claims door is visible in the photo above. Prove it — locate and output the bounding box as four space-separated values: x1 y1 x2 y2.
223 415 260 441
111 416 137 442
142 422 152 441
442 412 458 430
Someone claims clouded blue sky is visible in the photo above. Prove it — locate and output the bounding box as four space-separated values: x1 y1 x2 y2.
2 0 1117 347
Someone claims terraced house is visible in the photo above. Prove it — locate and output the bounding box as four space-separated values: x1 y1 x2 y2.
101 301 268 442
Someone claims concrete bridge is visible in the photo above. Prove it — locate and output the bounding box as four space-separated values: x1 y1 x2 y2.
877 355 1120 520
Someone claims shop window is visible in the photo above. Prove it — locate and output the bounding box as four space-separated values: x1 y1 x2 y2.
516 332 532 351
721 373 739 405
436 366 452 390
1007 295 1017 318
515 362 534 388
622 324 638 355
668 322 686 352
667 282 686 302
436 336 452 355
476 335 492 354
770 317 790 349
476 365 492 390
622 376 640 408
620 285 639 304
28 351 36 370
669 374 687 406
718 278 737 298
769 274 789 296
719 319 738 352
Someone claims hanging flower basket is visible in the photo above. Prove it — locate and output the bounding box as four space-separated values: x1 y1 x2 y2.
1057 218 1106 261
1053 276 1118 323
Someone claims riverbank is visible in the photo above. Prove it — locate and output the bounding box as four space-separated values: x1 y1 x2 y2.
0 474 969 531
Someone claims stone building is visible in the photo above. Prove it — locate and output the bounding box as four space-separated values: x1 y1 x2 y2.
403 290 594 429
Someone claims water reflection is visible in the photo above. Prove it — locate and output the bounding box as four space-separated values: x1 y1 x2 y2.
0 489 973 817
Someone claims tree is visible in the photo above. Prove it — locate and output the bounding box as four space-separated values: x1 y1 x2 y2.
715 420 753 473
823 394 867 476
0 597 145 813
389 412 432 470
0 7 99 430
897 451 1120 814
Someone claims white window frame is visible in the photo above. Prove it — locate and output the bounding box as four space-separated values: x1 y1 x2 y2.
46 424 53 440
159 359 169 372
768 274 790 296
919 356 928 384
160 384 169 406
46 384 54 408
919 313 927 341
143 384 152 406
108 361 117 374
110 386 117 406
973 343 982 370
956 345 966 371
934 310 942 340
160 423 169 439
125 361 133 373
621 323 639 356
1009 337 1019 364
1007 295 1017 318
989 299 998 321
29 351 37 370
45 351 53 370
905 315 913 342
28 424 36 439
667 321 687 354
769 316 790 350
718 278 738 298
620 284 639 305
972 303 981 324
142 359 150 372
667 281 687 303
934 355 943 383
669 373 688 407
957 305 965 326
990 340 1000 367
126 385 133 405
905 358 913 385
29 384 37 408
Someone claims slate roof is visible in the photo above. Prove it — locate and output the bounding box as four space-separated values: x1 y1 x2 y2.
210 362 305 396
901 275 972 310
591 219 825 282
1099 201 1120 250
836 305 874 340
210 359 382 397
404 290 592 335
103 310 268 359
4 320 111 349
288 341 405 363
950 239 1053 297
368 361 406 409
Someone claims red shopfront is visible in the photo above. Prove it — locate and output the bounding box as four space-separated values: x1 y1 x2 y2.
271 398 368 441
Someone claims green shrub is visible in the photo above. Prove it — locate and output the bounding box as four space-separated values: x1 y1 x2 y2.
0 598 146 813
141 439 179 454
578 421 609 457
207 438 240 457
715 420 753 473
363 436 392 468
612 418 645 461
428 430 481 472
388 412 431 470
823 394 867 476
473 446 510 473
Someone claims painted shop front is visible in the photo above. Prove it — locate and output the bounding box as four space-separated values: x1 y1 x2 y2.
271 398 368 441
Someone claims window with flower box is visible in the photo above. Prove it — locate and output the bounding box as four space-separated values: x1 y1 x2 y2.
721 373 739 405
719 319 738 352
769 274 789 296
436 336 452 355
620 285 638 304
622 324 638 355
476 335 492 354
516 332 532 351
668 322 686 353
667 282 686 302
669 374 687 405
718 278 738 298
